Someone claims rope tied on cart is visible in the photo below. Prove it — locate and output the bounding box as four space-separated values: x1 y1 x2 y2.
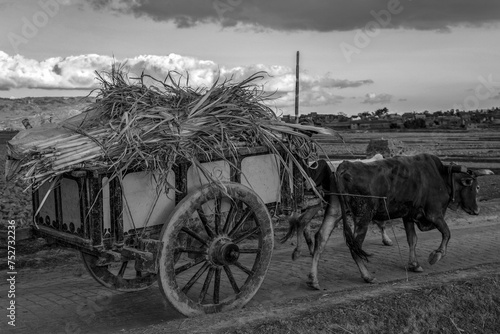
322 192 387 199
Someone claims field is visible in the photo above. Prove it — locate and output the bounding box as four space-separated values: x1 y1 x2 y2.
314 129 500 173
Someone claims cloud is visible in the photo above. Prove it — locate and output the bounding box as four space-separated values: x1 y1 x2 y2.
0 51 372 108
271 89 345 108
85 0 500 32
362 93 393 105
0 52 111 90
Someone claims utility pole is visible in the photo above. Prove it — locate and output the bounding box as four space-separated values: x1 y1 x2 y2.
294 51 299 123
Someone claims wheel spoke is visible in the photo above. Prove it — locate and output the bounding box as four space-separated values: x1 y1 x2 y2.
228 207 252 238
175 247 207 255
213 267 221 304
175 256 205 275
222 201 237 234
199 267 215 303
181 226 208 247
117 261 128 278
182 262 210 294
233 226 260 244
81 252 156 292
197 209 214 238
223 265 240 294
214 197 221 235
233 261 254 276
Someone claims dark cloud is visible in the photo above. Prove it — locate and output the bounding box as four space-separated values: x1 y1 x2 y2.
85 0 500 31
52 64 62 75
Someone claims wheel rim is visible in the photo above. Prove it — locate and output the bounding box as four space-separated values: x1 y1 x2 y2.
81 251 157 292
158 182 274 316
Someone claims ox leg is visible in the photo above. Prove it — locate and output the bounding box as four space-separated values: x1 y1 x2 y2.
351 215 376 283
307 198 341 290
292 206 321 260
374 220 393 246
403 218 423 272
427 217 450 265
303 225 315 256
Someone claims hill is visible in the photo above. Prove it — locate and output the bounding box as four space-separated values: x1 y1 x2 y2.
0 96 94 130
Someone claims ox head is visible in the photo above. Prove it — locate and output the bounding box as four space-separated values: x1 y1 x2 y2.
449 165 494 215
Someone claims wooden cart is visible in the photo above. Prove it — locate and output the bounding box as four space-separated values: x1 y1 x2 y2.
32 145 315 316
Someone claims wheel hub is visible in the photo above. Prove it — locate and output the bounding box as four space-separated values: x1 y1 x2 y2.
210 237 240 266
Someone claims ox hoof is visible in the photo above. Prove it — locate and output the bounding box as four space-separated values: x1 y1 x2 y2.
363 276 377 284
307 274 321 290
292 249 301 261
306 280 321 290
428 251 443 265
407 262 424 272
382 239 393 246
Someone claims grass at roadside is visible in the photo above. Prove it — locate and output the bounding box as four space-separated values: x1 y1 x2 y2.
224 269 500 334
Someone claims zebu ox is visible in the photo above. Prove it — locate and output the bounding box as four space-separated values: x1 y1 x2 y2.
313 153 492 288
281 154 393 261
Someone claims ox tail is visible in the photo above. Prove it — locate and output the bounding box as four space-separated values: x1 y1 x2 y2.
337 178 370 262
280 205 321 244
280 212 303 244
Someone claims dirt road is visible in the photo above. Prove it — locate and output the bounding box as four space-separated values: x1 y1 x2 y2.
2 199 499 334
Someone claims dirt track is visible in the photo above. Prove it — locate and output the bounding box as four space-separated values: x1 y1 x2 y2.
2 199 499 334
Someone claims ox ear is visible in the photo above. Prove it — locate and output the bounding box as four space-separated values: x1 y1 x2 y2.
472 169 494 177
450 165 468 174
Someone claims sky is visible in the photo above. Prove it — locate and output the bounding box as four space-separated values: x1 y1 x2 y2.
0 0 500 116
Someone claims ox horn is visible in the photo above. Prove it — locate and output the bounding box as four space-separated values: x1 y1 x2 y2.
472 169 494 177
450 165 468 173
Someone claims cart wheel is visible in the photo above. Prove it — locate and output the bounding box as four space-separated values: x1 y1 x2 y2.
158 182 274 316
81 251 157 292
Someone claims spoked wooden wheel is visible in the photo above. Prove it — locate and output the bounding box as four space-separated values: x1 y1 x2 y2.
81 251 157 292
158 182 274 316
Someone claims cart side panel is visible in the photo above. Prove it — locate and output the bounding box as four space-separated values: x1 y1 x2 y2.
37 178 85 237
240 154 280 204
60 178 84 235
186 161 231 193
37 180 57 227
114 171 177 234
187 161 231 214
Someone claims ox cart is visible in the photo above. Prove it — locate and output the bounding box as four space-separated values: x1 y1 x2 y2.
30 144 317 317
6 69 331 317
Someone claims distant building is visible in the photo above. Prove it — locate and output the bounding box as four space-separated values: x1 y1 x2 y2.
351 119 393 130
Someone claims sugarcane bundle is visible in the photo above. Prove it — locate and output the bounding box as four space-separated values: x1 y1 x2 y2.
6 127 108 186
6 64 338 192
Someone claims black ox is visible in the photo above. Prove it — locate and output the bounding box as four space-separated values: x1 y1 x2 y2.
285 153 493 289
282 154 393 261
